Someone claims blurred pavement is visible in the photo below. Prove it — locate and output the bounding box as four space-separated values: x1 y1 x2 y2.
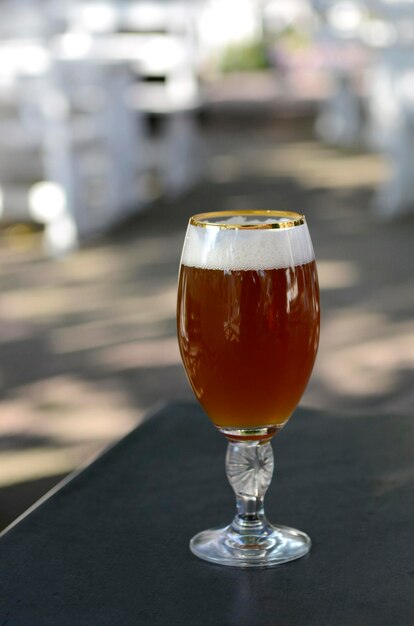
0 112 413 528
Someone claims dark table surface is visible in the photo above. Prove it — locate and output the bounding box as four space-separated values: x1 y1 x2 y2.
1 401 414 626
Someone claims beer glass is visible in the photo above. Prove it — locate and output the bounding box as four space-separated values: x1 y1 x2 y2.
177 210 320 567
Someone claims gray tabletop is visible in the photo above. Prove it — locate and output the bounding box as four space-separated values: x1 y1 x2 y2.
1 401 414 626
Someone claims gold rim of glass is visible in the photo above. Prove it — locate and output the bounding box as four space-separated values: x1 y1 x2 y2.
189 210 305 230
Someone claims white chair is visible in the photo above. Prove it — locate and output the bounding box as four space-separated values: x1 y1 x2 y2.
0 58 147 255
367 47 414 217
113 1 205 197
315 70 362 148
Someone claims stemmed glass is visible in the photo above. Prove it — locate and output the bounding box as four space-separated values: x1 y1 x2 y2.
177 210 320 567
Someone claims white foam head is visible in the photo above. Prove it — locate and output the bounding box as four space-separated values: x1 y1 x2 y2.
181 220 315 271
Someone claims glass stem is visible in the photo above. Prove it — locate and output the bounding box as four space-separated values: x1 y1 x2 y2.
226 440 274 535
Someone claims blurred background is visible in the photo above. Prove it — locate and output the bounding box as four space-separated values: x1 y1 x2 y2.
0 0 413 530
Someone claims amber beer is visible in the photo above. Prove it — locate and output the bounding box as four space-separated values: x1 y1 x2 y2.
177 261 320 432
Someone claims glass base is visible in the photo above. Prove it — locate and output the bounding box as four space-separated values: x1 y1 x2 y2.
190 523 311 568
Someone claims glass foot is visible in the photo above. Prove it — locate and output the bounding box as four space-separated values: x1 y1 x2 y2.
190 523 311 568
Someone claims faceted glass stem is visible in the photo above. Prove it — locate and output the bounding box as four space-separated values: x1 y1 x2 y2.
190 440 311 567
227 440 274 536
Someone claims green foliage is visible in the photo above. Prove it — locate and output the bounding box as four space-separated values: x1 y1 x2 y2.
274 26 311 50
220 40 270 73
